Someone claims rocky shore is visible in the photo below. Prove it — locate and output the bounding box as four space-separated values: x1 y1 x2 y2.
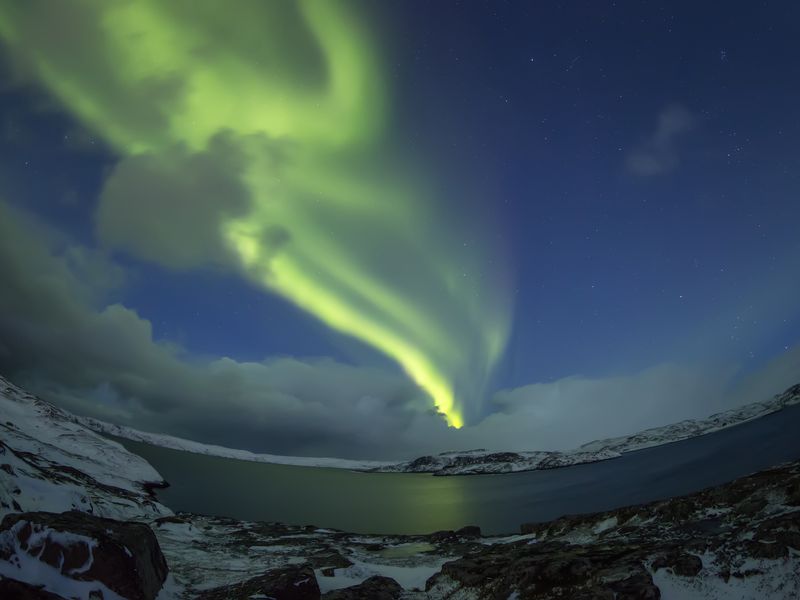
2 375 799 598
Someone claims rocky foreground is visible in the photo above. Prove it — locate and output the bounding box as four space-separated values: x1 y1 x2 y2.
1 375 800 598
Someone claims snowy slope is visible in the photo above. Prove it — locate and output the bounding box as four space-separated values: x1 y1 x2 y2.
0 375 171 521
382 382 800 475
578 382 800 454
74 416 394 471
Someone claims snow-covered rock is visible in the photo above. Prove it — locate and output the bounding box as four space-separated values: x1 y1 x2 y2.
0 511 168 600
0 375 170 521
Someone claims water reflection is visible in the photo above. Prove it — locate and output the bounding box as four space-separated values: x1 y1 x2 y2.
120 437 474 534
112 404 800 535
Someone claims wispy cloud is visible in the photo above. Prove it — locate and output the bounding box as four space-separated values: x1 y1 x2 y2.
626 105 695 176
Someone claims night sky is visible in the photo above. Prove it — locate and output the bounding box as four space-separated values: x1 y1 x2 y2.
1 1 798 459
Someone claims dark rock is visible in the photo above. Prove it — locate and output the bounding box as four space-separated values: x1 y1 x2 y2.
406 455 438 470
737 497 767 516
429 529 457 542
661 552 699 576
455 525 481 537
198 564 320 600
431 552 510 588
306 551 352 570
321 575 403 599
0 576 66 599
363 543 383 551
153 515 190 526
609 572 662 599
786 481 800 506
0 511 167 600
652 552 702 577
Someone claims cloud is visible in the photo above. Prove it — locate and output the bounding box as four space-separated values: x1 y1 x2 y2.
626 105 695 176
97 134 252 269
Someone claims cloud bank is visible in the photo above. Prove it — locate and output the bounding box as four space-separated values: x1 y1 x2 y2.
2 200 797 460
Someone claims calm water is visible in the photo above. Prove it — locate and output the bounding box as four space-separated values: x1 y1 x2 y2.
115 404 800 535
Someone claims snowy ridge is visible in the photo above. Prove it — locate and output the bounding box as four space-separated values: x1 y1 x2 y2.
578 382 800 454
372 448 623 475
382 382 800 475
0 375 171 521
73 416 393 471
70 381 800 476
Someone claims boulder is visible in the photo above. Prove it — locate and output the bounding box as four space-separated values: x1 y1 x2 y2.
198 564 320 600
0 511 167 600
455 525 482 537
429 529 457 542
0 576 66 599
651 552 703 577
321 575 403 599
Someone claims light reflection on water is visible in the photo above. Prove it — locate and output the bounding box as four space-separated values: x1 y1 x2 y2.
112 403 800 535
117 437 475 533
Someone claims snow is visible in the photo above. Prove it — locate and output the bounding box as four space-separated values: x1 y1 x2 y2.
314 558 448 593
651 556 800 599
0 374 171 521
593 516 618 534
1 379 163 490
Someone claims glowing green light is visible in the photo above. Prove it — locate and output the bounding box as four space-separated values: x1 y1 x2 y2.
0 0 511 428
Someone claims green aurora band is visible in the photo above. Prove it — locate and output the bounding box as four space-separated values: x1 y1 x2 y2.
0 0 511 427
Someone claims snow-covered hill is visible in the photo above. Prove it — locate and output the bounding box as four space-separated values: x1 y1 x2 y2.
578 382 800 455
71 381 800 476
0 375 170 521
74 415 393 471
380 382 800 475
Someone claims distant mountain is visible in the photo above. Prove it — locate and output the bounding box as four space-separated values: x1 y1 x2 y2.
379 383 800 475
71 380 800 475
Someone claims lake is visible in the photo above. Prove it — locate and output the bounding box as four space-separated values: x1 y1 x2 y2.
115 403 800 535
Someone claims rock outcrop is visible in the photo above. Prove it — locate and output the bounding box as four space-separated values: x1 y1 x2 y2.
0 510 168 600
424 461 800 598
322 575 404 599
197 564 320 599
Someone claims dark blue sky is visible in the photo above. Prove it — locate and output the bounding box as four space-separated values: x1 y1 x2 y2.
0 0 798 454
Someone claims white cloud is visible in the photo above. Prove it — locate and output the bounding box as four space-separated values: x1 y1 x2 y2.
0 200 797 461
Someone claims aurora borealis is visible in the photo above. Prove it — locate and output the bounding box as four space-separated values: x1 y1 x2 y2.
0 0 511 428
0 1 799 460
